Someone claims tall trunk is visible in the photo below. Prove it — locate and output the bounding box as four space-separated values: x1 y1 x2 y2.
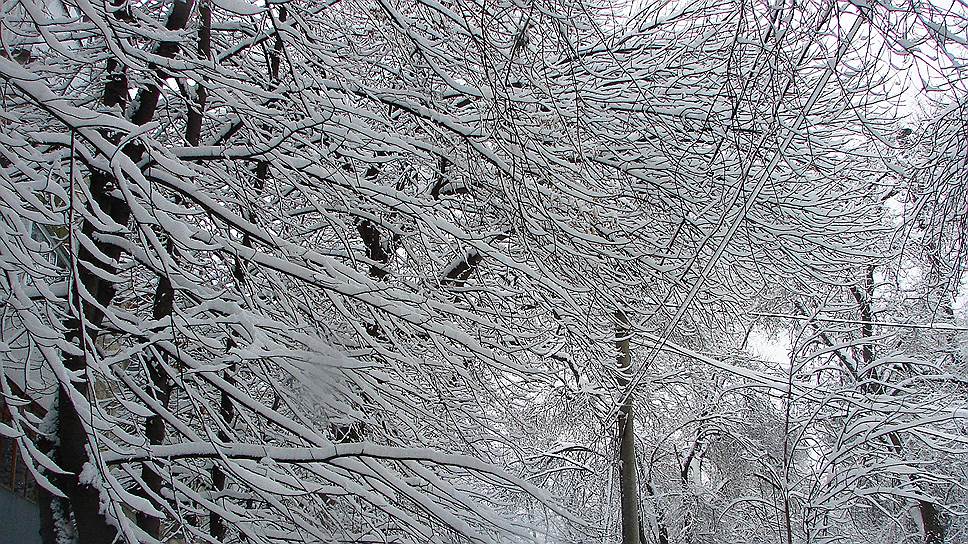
210 10 286 539
57 171 130 544
136 345 173 538
851 267 944 544
137 3 209 538
615 309 639 544
209 359 235 542
919 499 945 544
135 237 179 538
35 4 196 543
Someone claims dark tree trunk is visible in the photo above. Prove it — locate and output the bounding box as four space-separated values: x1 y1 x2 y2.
615 309 640 544
852 268 945 544
37 3 196 542
136 2 208 538
57 170 131 544
135 288 174 537
209 358 236 542
211 11 286 538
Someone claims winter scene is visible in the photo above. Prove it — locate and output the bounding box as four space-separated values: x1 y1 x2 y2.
0 0 966 542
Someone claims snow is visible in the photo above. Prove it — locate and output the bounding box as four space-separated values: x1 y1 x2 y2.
213 0 265 15
3 1 967 542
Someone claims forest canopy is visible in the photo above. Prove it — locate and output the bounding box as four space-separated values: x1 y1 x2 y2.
0 0 966 543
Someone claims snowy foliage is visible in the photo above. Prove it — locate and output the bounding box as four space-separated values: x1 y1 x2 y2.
0 0 966 543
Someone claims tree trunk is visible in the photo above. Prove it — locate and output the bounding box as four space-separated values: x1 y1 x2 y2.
137 3 210 537
852 268 944 544
135 275 175 538
211 11 287 538
36 4 196 543
615 309 640 544
57 169 131 544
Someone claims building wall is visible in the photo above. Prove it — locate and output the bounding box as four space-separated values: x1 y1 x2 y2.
0 396 42 544
0 488 41 544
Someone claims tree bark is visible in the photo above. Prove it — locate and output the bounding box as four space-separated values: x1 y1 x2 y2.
851 268 944 544
57 172 130 544
136 273 176 538
615 309 640 544
137 2 209 538
211 10 286 539
37 3 196 543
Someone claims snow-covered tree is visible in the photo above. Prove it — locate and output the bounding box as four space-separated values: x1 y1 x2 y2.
1 0 966 543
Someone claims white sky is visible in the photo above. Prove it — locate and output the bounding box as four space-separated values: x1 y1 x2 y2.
747 327 790 365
